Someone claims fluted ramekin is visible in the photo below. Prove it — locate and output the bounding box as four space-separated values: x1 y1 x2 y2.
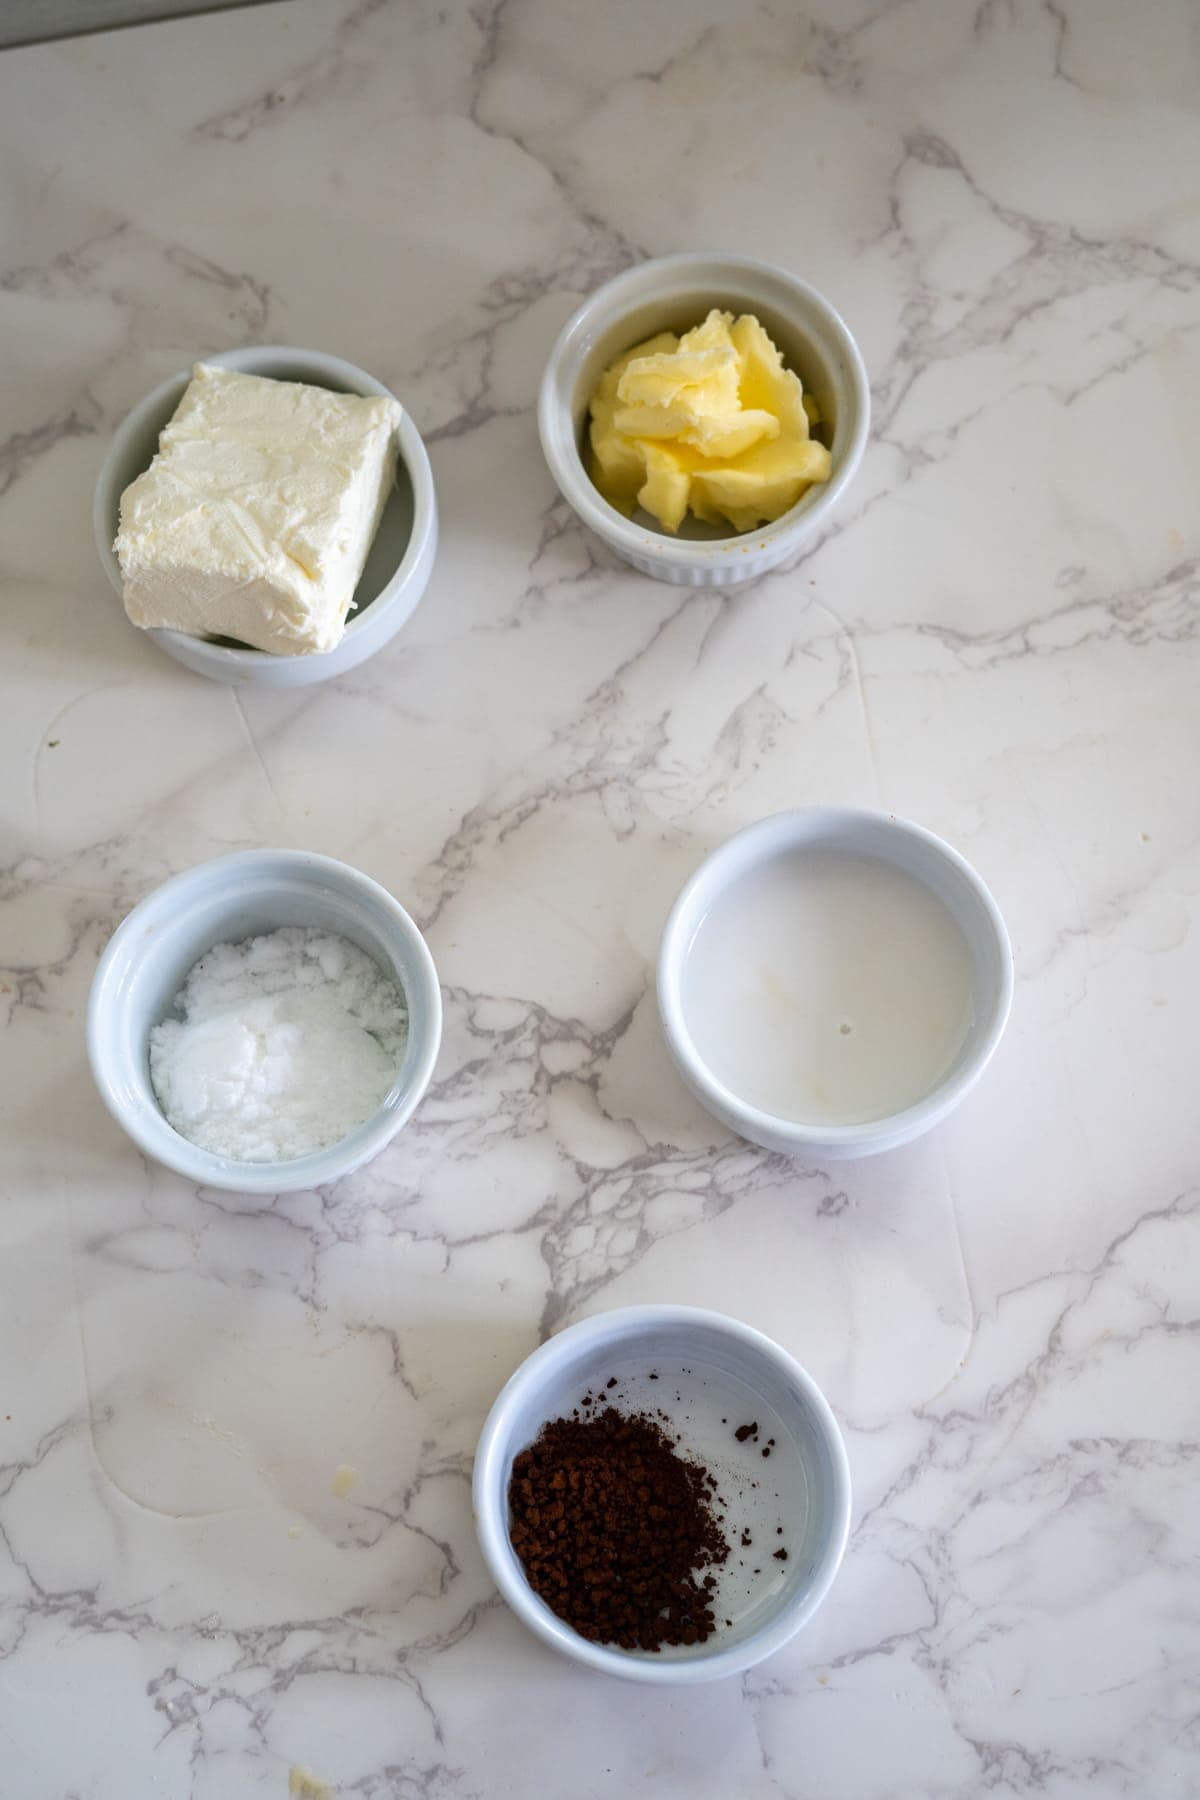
538 252 869 585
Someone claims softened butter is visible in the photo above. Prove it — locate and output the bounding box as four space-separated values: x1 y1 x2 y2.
588 310 831 534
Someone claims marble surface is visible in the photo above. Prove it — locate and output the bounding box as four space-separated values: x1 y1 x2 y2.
1 1 1198 1794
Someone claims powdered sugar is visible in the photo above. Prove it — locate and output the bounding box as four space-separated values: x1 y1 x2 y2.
150 926 408 1162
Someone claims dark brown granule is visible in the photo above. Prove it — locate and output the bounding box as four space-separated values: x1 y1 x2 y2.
734 1422 759 1443
740 1531 753 1546
508 1406 730 1652
761 1447 772 1459
774 1548 789 1561
606 1377 617 1388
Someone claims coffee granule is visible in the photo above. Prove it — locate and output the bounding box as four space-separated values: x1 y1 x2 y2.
508 1405 729 1651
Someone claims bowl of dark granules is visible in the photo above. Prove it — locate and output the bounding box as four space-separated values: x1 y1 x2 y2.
472 1305 851 1682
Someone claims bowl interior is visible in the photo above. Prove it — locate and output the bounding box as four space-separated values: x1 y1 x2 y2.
93 856 438 1180
485 1316 845 1665
666 811 1010 1133
99 351 415 647
561 276 857 544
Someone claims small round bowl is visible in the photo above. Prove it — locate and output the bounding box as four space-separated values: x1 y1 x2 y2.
538 252 869 586
87 849 442 1193
658 807 1013 1160
93 346 438 687
473 1304 851 1684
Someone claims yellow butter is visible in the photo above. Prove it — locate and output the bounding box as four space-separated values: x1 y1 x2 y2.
638 442 698 533
587 309 831 534
678 409 779 458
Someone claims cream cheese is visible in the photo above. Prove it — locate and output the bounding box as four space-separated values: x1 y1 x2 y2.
114 363 401 656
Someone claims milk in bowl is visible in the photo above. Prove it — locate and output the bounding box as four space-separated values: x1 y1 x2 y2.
680 848 976 1128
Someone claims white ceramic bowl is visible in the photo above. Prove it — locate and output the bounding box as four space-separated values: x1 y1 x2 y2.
87 849 442 1194
658 808 1013 1160
93 346 438 687
473 1305 851 1684
538 252 869 586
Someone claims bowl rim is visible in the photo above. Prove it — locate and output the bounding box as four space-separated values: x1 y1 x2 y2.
537 250 871 567
86 847 443 1194
656 806 1015 1153
92 345 437 670
472 1303 852 1684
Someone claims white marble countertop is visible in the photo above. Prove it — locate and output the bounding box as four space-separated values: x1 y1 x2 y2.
2 2 1198 1795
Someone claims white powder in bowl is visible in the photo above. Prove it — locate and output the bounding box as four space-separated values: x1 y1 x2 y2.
150 926 409 1162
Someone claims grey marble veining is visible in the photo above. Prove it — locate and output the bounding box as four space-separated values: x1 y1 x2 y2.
1 0 1198 1794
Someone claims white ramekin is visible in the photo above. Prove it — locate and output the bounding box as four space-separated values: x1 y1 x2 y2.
87 849 442 1194
657 807 1014 1160
93 346 438 687
473 1305 851 1684
538 252 869 585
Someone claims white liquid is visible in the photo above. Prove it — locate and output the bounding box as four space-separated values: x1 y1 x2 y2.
682 850 975 1125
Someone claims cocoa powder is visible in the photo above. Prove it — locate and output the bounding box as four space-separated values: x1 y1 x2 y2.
508 1405 729 1651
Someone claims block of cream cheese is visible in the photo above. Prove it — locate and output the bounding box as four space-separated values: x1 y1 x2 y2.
114 364 402 655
